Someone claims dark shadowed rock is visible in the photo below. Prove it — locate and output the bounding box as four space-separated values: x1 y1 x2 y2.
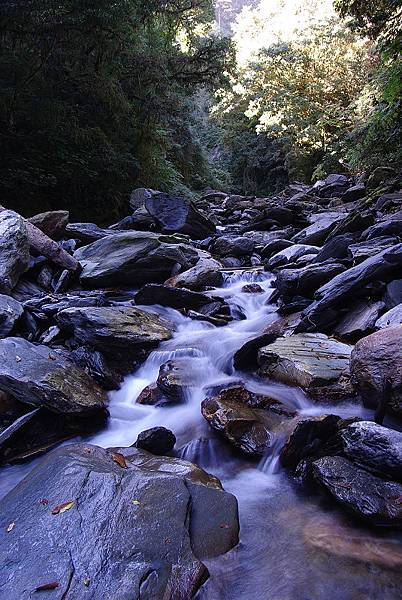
0 210 30 294
241 283 264 293
135 427 176 455
136 382 166 406
258 333 353 401
312 456 402 526
66 222 118 243
274 263 346 300
0 444 239 599
145 193 216 239
350 326 402 417
384 279 402 309
56 306 172 369
297 243 402 332
29 210 69 240
341 183 366 202
334 300 385 342
75 232 197 287
340 421 402 483
267 244 319 270
291 213 345 246
0 337 107 414
135 283 218 311
362 219 402 241
0 294 23 338
213 236 255 257
260 239 293 259
348 236 399 263
201 386 296 457
71 347 122 390
311 233 356 264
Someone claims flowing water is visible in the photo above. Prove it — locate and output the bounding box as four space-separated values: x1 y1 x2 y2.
2 271 402 598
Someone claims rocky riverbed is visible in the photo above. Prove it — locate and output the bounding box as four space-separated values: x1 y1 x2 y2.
0 168 402 599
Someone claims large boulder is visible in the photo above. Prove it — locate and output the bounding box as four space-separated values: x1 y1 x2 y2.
135 427 176 455
339 421 402 483
0 337 107 414
0 210 30 293
28 210 69 240
75 232 196 287
212 236 255 257
258 333 353 401
297 243 402 332
145 193 216 239
291 213 345 246
0 294 23 338
350 325 402 417
56 306 172 370
166 254 223 291
334 300 385 342
274 263 346 300
0 444 239 599
312 456 402 526
201 386 296 457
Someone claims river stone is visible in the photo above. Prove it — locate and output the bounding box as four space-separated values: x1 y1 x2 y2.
66 222 118 243
362 219 402 241
350 325 402 417
71 347 122 390
297 243 402 332
376 304 402 329
201 386 296 457
135 427 176 455
212 236 255 257
258 333 353 401
311 233 356 264
0 294 23 338
274 263 346 300
0 210 30 294
334 300 385 342
56 306 172 363
384 279 402 309
0 337 107 414
348 236 399 263
312 456 402 526
0 444 239 599
166 254 223 290
291 213 345 246
267 244 319 270
75 232 196 287
134 284 217 311
28 210 69 240
145 193 216 239
340 421 402 483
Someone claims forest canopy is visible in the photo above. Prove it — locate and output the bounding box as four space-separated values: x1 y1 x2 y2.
0 0 400 219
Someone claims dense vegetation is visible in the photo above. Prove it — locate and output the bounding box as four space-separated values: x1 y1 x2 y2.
0 0 400 220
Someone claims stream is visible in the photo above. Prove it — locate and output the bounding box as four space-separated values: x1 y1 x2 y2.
2 271 402 598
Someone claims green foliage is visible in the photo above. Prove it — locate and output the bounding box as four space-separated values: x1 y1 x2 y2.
0 0 233 222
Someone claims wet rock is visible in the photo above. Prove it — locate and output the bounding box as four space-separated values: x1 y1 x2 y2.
340 421 402 483
334 300 385 342
0 337 107 414
135 427 176 455
145 193 216 239
28 210 69 240
280 415 342 469
157 359 197 403
348 236 399 263
0 295 23 338
201 386 296 457
166 254 223 290
312 456 402 526
311 233 356 264
362 219 402 241
384 279 402 309
0 210 30 294
134 283 219 311
260 239 293 259
136 382 166 406
291 213 345 246
350 325 402 417
297 243 402 332
0 444 239 599
267 244 319 270
71 346 122 390
274 263 346 300
326 210 374 242
258 333 353 401
213 236 255 257
56 306 172 370
376 304 402 329
75 232 196 287
241 283 264 293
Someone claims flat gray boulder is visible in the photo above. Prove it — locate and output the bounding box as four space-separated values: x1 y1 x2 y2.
258 333 353 401
0 337 107 414
145 193 216 239
0 444 239 599
0 210 30 293
75 232 197 287
166 253 223 290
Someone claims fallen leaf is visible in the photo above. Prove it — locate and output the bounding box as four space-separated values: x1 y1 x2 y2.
39 498 49 506
165 537 172 544
219 523 230 529
112 453 127 469
35 582 59 592
334 482 352 490
83 577 91 587
132 500 140 505
48 354 57 361
6 522 15 532
51 500 75 515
